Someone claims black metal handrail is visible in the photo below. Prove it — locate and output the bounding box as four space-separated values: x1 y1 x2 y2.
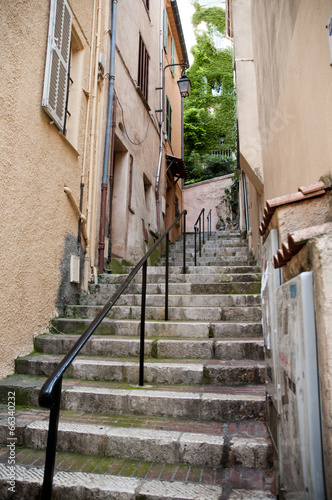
194 208 205 266
38 209 187 499
207 209 212 240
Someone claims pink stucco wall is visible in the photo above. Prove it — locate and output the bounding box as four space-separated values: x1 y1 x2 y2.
183 174 234 232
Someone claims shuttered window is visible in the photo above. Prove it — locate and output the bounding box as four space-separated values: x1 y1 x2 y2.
171 37 175 76
166 96 172 143
138 34 149 102
163 7 168 53
42 0 72 131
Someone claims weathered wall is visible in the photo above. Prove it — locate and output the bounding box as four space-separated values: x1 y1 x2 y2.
183 175 234 232
0 0 97 378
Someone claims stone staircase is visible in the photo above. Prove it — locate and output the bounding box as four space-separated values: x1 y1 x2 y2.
0 231 276 499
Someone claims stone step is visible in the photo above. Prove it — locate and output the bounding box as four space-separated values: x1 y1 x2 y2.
0 464 224 499
132 265 261 274
97 272 261 285
170 248 250 258
35 335 264 360
51 318 262 338
0 376 266 422
65 304 262 322
2 419 272 469
79 292 261 308
16 356 265 386
161 257 255 266
88 281 261 297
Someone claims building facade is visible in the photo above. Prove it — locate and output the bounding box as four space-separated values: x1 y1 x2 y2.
0 0 187 378
232 0 332 497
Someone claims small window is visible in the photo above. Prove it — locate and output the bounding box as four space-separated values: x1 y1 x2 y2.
42 0 72 131
138 34 150 102
166 96 172 143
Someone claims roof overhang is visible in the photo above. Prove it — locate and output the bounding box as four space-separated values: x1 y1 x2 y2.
166 154 188 181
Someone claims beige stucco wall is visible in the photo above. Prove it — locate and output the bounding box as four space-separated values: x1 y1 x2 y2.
251 0 332 200
0 0 101 378
183 175 234 232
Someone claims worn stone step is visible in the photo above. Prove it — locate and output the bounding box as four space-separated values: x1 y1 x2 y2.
51 318 262 338
16 356 265 386
136 265 261 275
65 304 261 322
0 375 266 421
0 464 224 499
3 419 272 469
79 292 261 308
97 272 260 286
88 281 261 298
35 335 264 361
163 257 255 266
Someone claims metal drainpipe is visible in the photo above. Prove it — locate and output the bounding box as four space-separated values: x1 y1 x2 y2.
98 0 118 274
107 93 117 263
155 0 164 245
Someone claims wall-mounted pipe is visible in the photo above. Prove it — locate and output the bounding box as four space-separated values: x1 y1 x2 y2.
98 0 118 274
64 187 88 245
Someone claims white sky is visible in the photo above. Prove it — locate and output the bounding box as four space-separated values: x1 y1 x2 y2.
177 0 196 65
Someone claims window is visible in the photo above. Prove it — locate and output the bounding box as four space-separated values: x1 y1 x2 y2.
138 34 150 102
163 7 168 53
166 96 172 143
42 0 72 131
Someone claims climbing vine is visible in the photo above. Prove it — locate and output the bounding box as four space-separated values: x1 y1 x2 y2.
184 1 237 183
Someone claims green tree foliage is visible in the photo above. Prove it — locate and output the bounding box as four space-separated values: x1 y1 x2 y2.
184 2 236 184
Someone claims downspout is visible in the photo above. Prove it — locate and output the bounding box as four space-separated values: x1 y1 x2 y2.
107 92 117 262
98 0 118 274
155 0 164 242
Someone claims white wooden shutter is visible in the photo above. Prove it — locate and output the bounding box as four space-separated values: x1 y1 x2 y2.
42 0 72 131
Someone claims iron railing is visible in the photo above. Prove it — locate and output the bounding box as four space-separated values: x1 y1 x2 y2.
207 209 212 240
194 208 205 266
38 210 187 499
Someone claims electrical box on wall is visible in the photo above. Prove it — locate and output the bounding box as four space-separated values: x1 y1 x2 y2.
161 196 166 215
70 255 80 283
276 272 325 499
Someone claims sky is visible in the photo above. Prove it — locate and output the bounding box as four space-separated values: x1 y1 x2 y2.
177 0 196 65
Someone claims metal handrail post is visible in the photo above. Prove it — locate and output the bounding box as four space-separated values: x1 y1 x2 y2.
41 377 62 500
202 208 205 244
139 261 147 386
165 233 169 320
183 212 186 274
199 217 202 257
194 225 197 266
207 214 209 241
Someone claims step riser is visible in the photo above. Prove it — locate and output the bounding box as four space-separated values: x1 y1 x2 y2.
66 305 262 322
2 421 271 469
52 319 262 338
97 273 260 285
35 336 264 361
16 358 265 386
60 388 266 422
80 293 261 307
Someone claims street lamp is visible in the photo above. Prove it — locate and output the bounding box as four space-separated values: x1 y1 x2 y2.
177 73 191 98
177 72 191 162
